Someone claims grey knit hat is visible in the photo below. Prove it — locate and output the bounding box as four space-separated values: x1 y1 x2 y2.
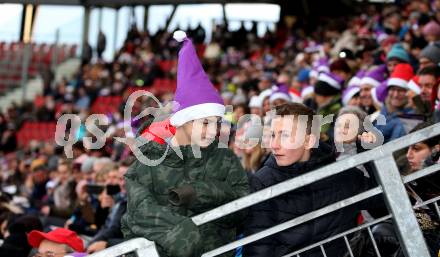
338 106 368 135
420 41 440 66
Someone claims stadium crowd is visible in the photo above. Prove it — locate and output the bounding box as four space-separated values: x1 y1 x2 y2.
0 1 440 257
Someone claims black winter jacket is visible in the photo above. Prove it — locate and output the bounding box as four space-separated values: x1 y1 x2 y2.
243 143 378 257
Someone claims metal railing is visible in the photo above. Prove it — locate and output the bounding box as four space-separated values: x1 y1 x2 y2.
87 238 160 257
88 123 440 257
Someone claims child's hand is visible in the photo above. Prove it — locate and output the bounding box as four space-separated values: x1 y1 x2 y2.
358 132 376 144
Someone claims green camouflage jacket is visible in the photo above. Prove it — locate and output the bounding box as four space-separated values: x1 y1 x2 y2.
121 121 250 257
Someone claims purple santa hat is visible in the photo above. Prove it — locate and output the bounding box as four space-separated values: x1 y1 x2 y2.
342 86 361 106
309 58 330 79
170 31 225 127
375 30 389 44
269 84 291 103
347 69 366 87
371 80 388 106
305 42 322 53
360 65 387 88
314 71 344 96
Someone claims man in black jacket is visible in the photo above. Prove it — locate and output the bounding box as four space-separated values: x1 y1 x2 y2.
86 164 129 254
243 103 379 257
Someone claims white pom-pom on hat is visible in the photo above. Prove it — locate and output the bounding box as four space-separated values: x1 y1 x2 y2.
173 30 187 42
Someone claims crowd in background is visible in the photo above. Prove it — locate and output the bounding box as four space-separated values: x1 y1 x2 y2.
1 0 440 256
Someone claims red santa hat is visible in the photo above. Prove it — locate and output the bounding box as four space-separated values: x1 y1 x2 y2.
407 76 421 95
387 63 414 90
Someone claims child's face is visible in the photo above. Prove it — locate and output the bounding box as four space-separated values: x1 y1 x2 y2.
270 117 313 167
334 113 360 144
406 142 431 172
182 116 219 148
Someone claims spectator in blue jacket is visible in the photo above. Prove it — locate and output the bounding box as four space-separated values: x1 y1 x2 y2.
377 63 417 142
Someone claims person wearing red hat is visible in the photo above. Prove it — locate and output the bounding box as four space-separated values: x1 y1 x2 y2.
27 228 85 257
406 67 440 121
417 66 440 106
376 63 417 143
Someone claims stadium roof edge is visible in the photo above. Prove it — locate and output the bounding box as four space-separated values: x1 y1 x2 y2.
0 0 278 8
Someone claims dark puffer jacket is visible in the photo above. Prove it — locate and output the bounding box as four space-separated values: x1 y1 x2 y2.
243 143 377 257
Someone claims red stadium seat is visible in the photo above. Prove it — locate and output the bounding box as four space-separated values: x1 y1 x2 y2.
91 96 123 114
17 122 57 146
157 60 177 73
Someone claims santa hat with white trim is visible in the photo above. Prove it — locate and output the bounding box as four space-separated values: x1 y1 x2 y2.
342 86 361 106
348 70 366 87
309 58 330 79
371 80 388 107
258 88 273 103
170 31 225 127
407 76 421 95
270 84 291 103
289 88 302 103
387 63 414 90
360 65 387 88
314 71 344 96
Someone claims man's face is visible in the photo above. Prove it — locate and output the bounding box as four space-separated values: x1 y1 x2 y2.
406 142 432 172
387 59 399 73
183 116 219 148
270 117 312 167
388 86 408 109
258 79 271 91
105 170 119 185
418 57 433 71
37 240 69 257
57 165 70 183
360 85 373 108
418 74 437 102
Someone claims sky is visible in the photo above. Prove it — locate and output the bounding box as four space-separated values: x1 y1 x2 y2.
0 3 280 60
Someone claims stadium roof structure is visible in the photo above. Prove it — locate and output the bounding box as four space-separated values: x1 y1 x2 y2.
1 0 277 7
2 0 372 53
